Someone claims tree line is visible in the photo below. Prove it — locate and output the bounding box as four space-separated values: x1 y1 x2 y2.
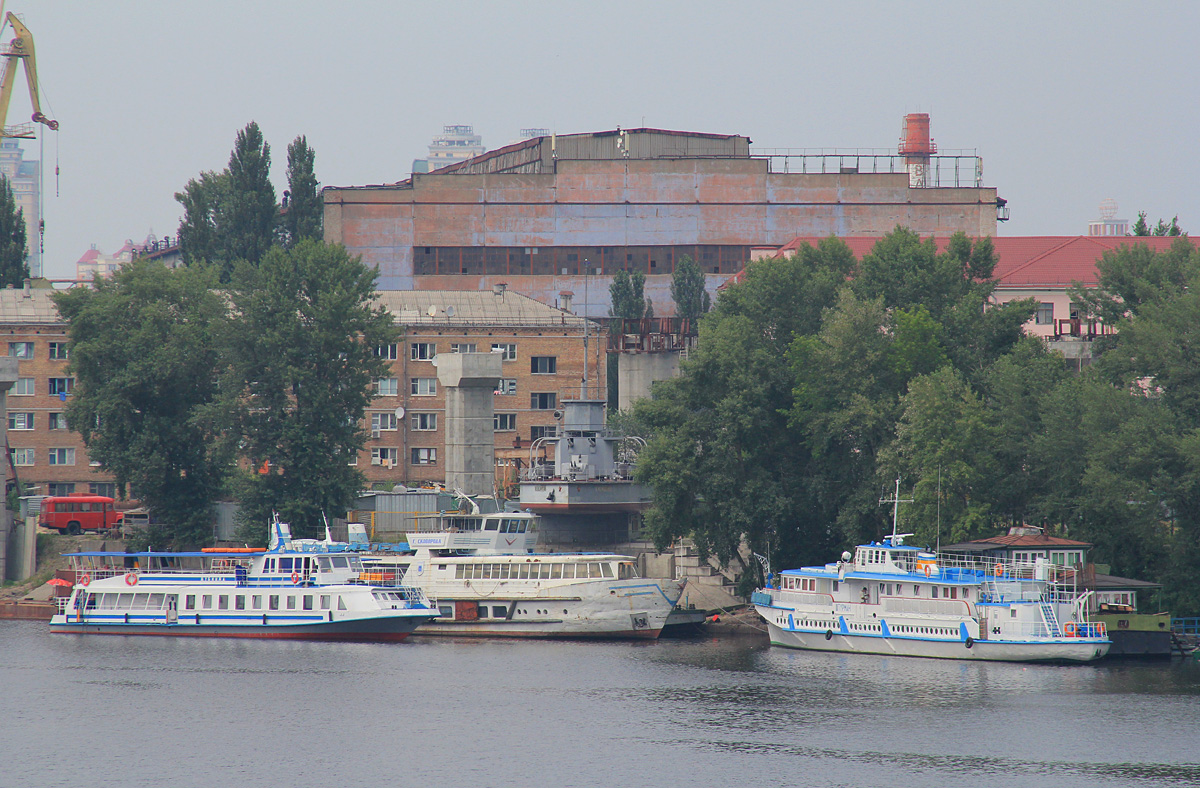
54 123 392 547
631 229 1200 615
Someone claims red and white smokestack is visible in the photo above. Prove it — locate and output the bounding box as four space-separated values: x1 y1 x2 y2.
898 113 937 188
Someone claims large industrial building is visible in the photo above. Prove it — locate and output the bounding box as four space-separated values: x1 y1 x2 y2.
323 118 1006 314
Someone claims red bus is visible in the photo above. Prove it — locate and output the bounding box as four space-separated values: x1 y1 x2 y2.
38 495 124 536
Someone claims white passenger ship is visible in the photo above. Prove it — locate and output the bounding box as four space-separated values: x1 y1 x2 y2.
364 510 687 638
753 485 1110 662
50 520 438 641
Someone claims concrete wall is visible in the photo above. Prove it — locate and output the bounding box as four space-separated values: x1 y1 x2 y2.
618 352 682 411
436 353 503 497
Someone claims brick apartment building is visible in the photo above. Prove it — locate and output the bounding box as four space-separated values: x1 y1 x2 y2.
1 284 600 498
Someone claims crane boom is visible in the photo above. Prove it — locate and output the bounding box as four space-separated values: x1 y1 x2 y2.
0 11 57 139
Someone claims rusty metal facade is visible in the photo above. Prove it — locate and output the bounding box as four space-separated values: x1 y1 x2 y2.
324 128 999 314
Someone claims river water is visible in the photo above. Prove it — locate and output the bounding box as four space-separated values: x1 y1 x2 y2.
2 620 1197 788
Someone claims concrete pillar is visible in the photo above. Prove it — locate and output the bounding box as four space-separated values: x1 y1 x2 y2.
435 352 503 497
617 352 682 411
0 357 19 581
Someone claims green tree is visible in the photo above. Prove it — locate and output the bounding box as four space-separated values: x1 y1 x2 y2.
1132 211 1184 237
1133 211 1150 236
609 269 652 320
51 261 229 547
670 255 710 323
175 122 279 280
0 176 27 288
283 135 322 247
0 176 28 287
222 241 397 539
636 240 854 573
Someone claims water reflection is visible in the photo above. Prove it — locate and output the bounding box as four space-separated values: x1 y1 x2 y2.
2 621 1198 788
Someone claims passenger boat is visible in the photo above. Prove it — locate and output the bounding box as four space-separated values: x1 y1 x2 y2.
49 519 438 641
363 509 687 639
752 483 1111 663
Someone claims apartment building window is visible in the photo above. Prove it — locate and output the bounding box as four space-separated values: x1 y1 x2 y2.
8 412 34 430
10 448 33 466
48 482 76 496
49 378 75 396
411 447 437 465
371 447 398 467
90 483 117 498
48 342 69 360
451 343 477 353
8 342 33 359
530 425 555 441
1035 302 1054 325
370 412 398 433
530 392 556 410
410 342 436 361
374 343 398 360
48 412 67 430
494 413 517 431
411 413 437 431
411 378 437 396
495 379 517 395
12 378 33 396
375 378 398 396
491 343 517 360
530 356 557 374
49 448 76 466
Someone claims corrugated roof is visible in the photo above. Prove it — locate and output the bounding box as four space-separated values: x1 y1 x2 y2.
0 287 63 324
374 289 590 328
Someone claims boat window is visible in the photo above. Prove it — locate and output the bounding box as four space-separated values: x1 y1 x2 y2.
132 593 149 609
601 563 614 578
202 594 213 609
235 595 245 610
498 519 509 533
949 587 957 599
550 563 562 579
485 518 499 531
252 595 262 610
478 606 489 618
320 595 331 610
318 557 331 572
331 556 349 569
518 564 530 580
499 564 511 580
348 557 362 571
338 596 347 611
832 581 838 591
455 565 465 579
286 596 297 610
493 606 508 618
216 595 227 610
469 564 480 580
269 595 279 610
483 564 494 579
518 520 528 533
280 557 293 571
931 587 939 598
303 595 313 610
118 593 133 608
148 594 165 609
540 565 552 580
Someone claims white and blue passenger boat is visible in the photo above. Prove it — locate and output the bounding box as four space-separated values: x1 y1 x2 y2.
49 519 438 641
752 482 1110 662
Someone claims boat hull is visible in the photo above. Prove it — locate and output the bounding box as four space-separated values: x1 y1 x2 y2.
49 613 434 642
763 619 1110 663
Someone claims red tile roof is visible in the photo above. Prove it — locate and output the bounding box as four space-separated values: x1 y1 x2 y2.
76 248 100 264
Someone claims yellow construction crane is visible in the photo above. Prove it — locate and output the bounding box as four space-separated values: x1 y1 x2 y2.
0 10 57 139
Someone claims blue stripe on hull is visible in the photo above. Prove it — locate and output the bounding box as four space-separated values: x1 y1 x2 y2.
50 615 435 642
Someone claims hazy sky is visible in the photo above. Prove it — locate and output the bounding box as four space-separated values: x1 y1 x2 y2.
14 0 1200 279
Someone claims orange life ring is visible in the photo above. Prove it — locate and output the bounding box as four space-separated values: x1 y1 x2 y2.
993 563 1004 577
1063 621 1078 637
923 565 931 578
78 573 91 586
124 572 139 586
291 571 301 585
